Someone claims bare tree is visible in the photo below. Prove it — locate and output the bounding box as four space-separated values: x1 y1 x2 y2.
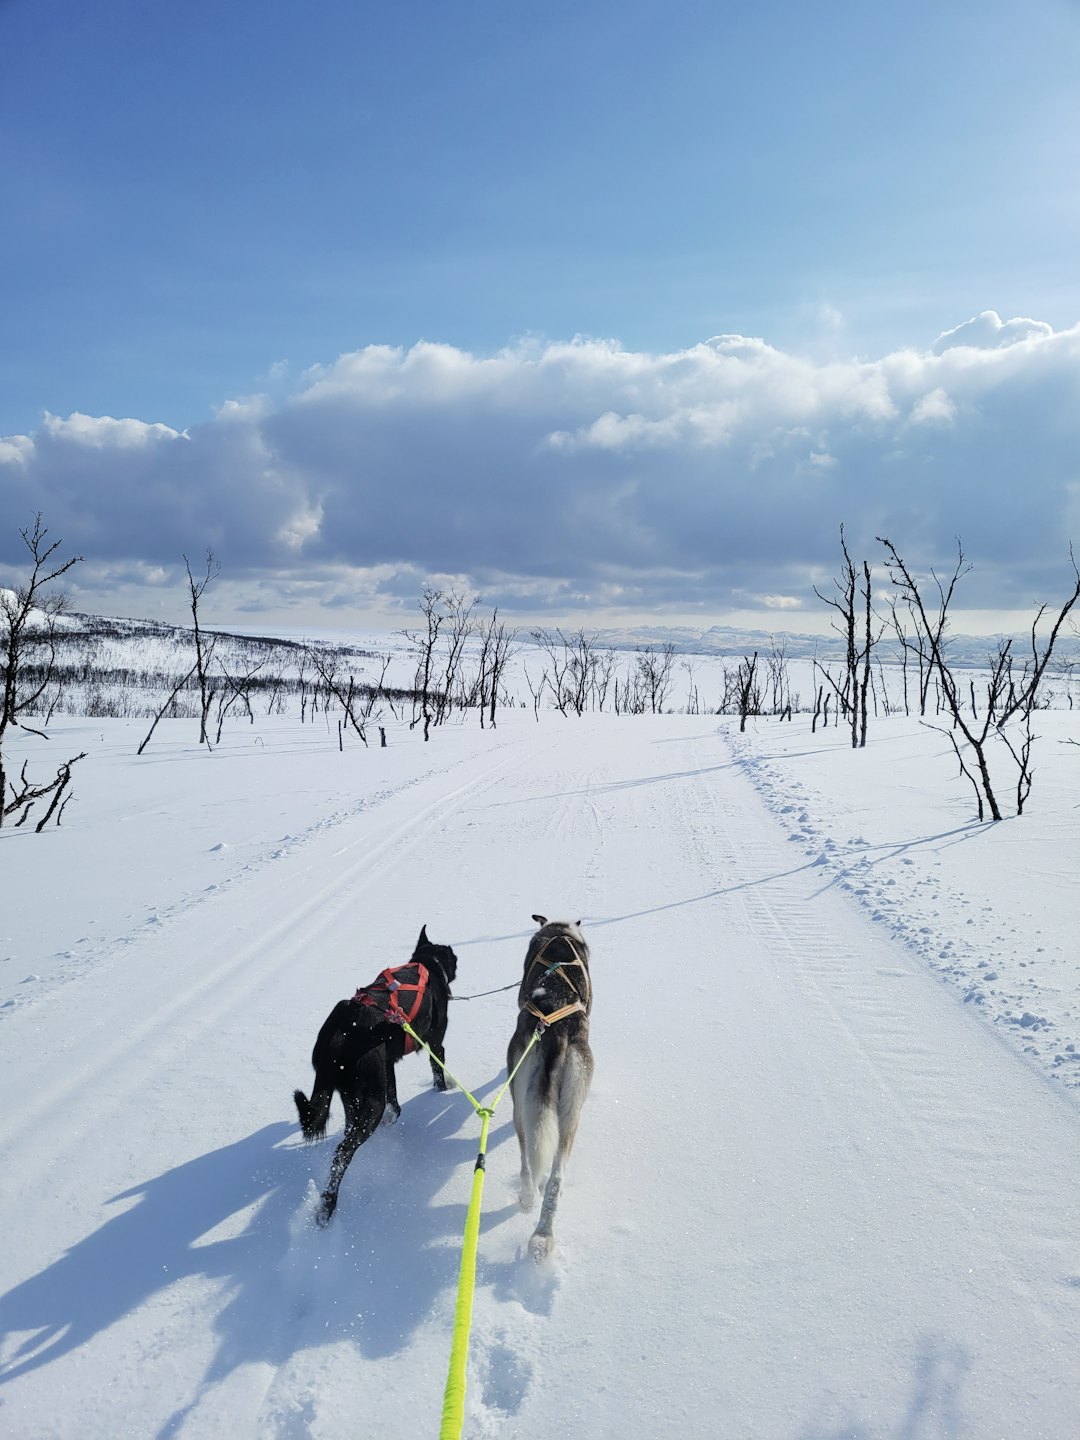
884 598 916 716
522 661 548 721
635 643 677 713
562 628 603 714
878 536 1080 820
137 660 200 755
735 652 761 733
434 592 476 725
404 588 444 739
765 638 796 720
296 648 314 723
814 525 880 747
261 669 287 716
529 629 572 715
475 608 518 729
308 649 372 746
715 660 740 717
995 554 1080 728
682 657 702 715
615 663 647 714
363 653 396 725
885 593 938 717
213 657 266 743
813 658 844 726
811 680 828 734
403 588 475 738
184 549 220 746
1 515 86 829
592 649 617 713
530 628 604 715
879 537 1002 817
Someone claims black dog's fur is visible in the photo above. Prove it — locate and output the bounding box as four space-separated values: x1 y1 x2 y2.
293 925 458 1223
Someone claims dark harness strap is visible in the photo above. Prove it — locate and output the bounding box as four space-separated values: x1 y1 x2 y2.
351 962 430 1054
521 934 591 1027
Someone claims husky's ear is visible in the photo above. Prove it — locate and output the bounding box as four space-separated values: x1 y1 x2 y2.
417 924 430 950
531 913 548 927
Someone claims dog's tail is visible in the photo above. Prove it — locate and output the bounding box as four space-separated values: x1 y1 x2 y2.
294 1008 404 1140
293 1083 333 1140
524 1044 593 1188
523 1080 559 1190
526 1101 558 1192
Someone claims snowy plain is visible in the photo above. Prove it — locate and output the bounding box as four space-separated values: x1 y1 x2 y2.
1 655 1079 1439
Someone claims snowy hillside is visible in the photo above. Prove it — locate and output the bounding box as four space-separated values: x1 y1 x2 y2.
1 701 1078 1438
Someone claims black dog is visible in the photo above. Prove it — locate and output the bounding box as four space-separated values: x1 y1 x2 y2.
293 925 458 1223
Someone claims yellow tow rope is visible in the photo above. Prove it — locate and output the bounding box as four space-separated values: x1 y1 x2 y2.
401 1018 542 1440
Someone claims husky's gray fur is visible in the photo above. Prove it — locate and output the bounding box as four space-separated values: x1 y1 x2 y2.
507 915 594 1261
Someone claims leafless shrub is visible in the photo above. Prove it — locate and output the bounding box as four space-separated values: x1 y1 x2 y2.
475 608 519 729
814 525 881 747
529 628 607 716
184 549 220 747
635 643 677 713
878 536 1080 819
1 514 86 830
403 588 475 738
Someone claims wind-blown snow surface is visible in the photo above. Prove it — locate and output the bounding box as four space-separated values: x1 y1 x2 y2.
1 709 1078 1439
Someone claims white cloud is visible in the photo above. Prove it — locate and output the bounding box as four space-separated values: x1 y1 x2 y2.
277 501 324 551
547 404 741 452
3 315 1078 624
42 411 183 449
0 434 33 465
760 594 804 610
548 411 674 452
910 388 957 425
931 309 1055 355
214 397 269 423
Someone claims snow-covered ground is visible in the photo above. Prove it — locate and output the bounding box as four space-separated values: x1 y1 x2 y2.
1 703 1078 1438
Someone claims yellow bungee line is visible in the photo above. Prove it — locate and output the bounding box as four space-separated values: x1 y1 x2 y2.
400 1018 542 1440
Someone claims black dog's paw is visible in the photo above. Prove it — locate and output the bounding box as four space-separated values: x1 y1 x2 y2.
381 1102 401 1126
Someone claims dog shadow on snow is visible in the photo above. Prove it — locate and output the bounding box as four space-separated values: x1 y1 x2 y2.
0 1120 297 1387
0 1078 518 1401
265 1075 521 1362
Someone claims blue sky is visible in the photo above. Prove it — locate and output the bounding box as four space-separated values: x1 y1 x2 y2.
3 0 1080 632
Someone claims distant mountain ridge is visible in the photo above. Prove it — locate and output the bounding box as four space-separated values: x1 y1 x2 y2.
591 622 1080 669
51 609 1080 673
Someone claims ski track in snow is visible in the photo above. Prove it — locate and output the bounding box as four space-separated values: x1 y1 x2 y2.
0 713 1078 1438
727 722 1080 1092
0 730 530 1022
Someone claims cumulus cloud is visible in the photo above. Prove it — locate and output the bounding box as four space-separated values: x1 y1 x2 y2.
42 411 185 449
2 316 1078 625
909 388 957 425
0 435 33 466
931 309 1055 355
760 594 804 610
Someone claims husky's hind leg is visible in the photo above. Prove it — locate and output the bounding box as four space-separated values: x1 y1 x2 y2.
513 1097 535 1211
529 1044 593 1261
509 1039 541 1210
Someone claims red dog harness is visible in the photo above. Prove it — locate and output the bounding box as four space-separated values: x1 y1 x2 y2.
351 962 430 1054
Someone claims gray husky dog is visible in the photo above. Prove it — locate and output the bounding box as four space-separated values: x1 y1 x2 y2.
507 915 594 1261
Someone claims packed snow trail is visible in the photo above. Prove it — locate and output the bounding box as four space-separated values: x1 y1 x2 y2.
0 714 1077 1439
